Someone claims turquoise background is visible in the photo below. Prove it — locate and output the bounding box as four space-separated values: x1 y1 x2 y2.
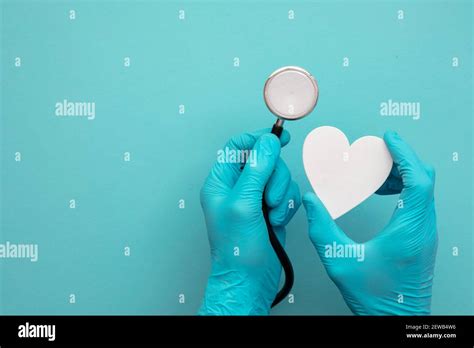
1 0 472 314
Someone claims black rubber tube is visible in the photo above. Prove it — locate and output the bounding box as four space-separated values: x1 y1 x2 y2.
265 123 294 307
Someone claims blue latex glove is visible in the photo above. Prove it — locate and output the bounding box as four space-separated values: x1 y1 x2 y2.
303 131 437 315
199 129 301 315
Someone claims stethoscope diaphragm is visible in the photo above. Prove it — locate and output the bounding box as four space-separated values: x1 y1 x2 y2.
264 66 319 121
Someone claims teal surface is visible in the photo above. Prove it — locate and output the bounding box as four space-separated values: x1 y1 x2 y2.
1 0 472 314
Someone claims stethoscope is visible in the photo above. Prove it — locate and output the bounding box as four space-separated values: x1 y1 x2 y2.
263 66 319 307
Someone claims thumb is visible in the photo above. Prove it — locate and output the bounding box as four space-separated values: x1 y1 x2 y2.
234 133 281 196
383 131 429 190
303 192 353 255
383 130 435 208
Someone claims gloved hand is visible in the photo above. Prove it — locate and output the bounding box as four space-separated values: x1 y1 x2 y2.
303 131 437 315
199 129 301 315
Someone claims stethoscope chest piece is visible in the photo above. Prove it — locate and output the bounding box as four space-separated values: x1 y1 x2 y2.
264 66 319 122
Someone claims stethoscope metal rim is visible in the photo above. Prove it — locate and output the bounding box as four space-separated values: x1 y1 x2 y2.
263 66 319 121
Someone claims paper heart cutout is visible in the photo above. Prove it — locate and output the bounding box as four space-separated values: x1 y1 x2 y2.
303 126 393 219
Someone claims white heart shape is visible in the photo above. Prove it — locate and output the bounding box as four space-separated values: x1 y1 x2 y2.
303 126 393 219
